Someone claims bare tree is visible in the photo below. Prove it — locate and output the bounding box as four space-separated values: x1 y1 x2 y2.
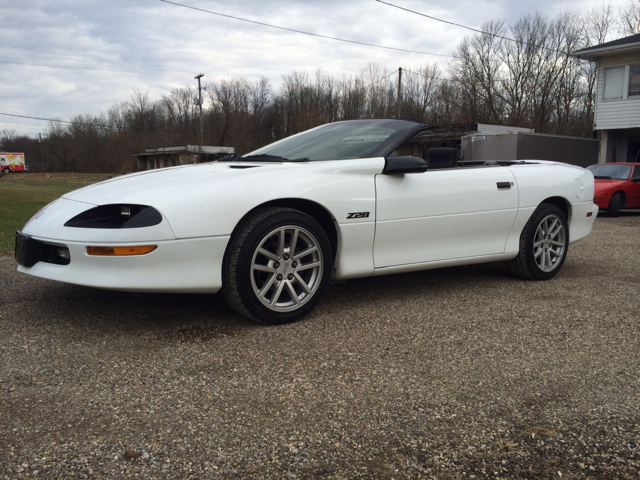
160 87 198 145
45 122 76 172
449 21 506 124
618 0 640 35
401 64 441 123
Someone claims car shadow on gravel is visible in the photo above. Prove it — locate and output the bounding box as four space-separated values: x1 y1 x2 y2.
7 278 260 344
7 261 516 343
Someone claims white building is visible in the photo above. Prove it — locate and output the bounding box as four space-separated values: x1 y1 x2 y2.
573 33 640 163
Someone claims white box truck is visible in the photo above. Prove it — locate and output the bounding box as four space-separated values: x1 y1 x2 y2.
0 152 26 172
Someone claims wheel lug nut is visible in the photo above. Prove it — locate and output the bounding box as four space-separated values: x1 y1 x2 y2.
276 274 283 281
292 261 297 268
283 254 289 260
274 262 280 268
288 274 293 280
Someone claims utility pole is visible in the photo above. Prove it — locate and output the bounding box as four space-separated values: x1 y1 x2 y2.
397 67 403 119
195 73 204 163
38 133 45 171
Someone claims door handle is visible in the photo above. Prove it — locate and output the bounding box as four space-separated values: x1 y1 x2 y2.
497 182 512 189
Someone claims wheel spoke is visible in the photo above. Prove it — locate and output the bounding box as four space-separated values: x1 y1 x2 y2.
296 260 321 272
285 281 299 305
549 225 563 240
293 245 318 260
290 228 300 254
271 280 286 306
534 248 544 259
533 239 545 248
253 264 276 273
276 228 286 257
258 273 277 297
294 272 312 294
545 250 553 269
258 248 280 262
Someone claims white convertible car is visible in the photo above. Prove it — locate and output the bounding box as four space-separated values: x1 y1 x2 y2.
15 119 598 324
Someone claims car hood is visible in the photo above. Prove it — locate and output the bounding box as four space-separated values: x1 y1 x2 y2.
63 162 294 205
60 158 385 239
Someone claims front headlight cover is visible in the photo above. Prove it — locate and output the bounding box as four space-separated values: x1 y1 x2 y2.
64 204 163 229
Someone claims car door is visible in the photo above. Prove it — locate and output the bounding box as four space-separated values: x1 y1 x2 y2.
373 166 519 268
628 165 640 207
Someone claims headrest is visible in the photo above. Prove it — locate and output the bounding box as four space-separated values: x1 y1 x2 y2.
427 148 458 169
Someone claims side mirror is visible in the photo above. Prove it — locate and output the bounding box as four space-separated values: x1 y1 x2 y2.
382 156 428 175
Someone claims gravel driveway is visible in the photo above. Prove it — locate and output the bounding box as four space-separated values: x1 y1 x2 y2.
1 214 639 479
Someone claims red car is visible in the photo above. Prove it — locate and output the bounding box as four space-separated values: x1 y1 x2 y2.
587 163 640 217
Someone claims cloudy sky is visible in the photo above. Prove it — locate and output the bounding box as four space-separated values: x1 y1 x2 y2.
0 0 629 137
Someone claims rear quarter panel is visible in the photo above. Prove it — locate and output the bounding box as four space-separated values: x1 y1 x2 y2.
505 162 596 252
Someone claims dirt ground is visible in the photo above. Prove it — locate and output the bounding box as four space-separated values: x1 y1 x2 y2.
1 213 639 479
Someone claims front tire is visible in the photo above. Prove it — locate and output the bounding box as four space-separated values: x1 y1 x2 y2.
506 203 568 280
222 208 332 324
608 192 622 217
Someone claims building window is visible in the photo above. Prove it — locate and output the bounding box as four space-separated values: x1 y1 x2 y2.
629 63 640 97
603 66 625 100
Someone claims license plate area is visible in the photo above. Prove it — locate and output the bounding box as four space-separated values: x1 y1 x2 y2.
15 231 44 267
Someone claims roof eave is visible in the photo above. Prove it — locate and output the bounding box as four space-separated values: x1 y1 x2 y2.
573 42 640 60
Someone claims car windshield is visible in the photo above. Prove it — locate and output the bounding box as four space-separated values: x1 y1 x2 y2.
242 119 425 161
587 164 632 180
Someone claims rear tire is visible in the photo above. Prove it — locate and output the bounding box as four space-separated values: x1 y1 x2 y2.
222 208 332 325
608 192 622 217
506 203 568 280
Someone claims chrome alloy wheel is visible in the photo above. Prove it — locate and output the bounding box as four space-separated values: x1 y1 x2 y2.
250 225 324 312
533 214 566 273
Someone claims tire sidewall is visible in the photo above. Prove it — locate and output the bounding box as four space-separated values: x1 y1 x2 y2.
524 204 568 280
230 209 332 324
608 193 621 217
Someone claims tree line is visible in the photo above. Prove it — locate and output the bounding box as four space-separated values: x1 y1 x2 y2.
1 2 638 173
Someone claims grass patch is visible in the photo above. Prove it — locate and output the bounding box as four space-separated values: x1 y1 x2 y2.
0 173 113 254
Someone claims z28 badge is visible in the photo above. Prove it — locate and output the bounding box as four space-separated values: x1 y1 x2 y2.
347 212 370 219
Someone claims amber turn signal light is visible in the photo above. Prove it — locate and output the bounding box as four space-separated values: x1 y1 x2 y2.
87 245 157 256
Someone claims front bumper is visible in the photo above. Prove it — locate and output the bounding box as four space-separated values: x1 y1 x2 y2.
593 196 611 209
15 235 230 293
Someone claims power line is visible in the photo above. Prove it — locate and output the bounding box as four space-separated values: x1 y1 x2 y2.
376 0 496 38
403 69 448 83
344 70 400 97
0 112 161 133
160 0 452 58
376 0 573 56
0 57 194 76
3 112 112 128
403 68 503 84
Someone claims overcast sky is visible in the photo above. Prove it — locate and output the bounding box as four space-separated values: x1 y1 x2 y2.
0 0 630 137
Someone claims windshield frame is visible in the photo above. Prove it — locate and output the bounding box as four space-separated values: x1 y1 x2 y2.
241 119 428 162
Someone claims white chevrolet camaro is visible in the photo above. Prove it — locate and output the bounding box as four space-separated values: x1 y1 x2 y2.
15 119 598 324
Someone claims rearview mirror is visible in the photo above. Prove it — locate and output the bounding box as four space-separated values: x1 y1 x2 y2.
382 156 428 175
